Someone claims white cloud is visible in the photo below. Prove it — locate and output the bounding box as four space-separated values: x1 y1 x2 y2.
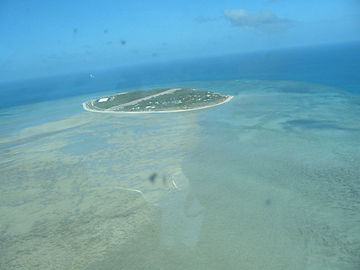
224 9 292 32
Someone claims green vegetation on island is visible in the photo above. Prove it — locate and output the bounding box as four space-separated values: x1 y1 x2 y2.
83 88 232 113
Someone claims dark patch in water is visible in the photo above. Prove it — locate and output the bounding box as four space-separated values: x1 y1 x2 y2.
265 199 272 206
149 173 158 184
282 119 358 131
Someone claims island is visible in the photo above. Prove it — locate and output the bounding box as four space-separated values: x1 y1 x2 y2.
82 88 233 113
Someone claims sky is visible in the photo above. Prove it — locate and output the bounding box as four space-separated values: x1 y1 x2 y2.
0 0 359 82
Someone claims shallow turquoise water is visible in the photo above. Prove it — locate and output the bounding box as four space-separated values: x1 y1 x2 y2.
0 80 359 269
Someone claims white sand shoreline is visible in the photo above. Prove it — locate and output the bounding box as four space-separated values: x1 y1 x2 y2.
82 95 233 114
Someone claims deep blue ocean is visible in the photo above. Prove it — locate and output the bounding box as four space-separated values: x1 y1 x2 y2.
1 41 359 109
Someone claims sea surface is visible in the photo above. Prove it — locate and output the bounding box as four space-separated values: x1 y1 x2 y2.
0 43 360 270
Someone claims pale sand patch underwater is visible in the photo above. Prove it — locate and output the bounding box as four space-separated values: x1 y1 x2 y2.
1 80 359 270
0 105 202 269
